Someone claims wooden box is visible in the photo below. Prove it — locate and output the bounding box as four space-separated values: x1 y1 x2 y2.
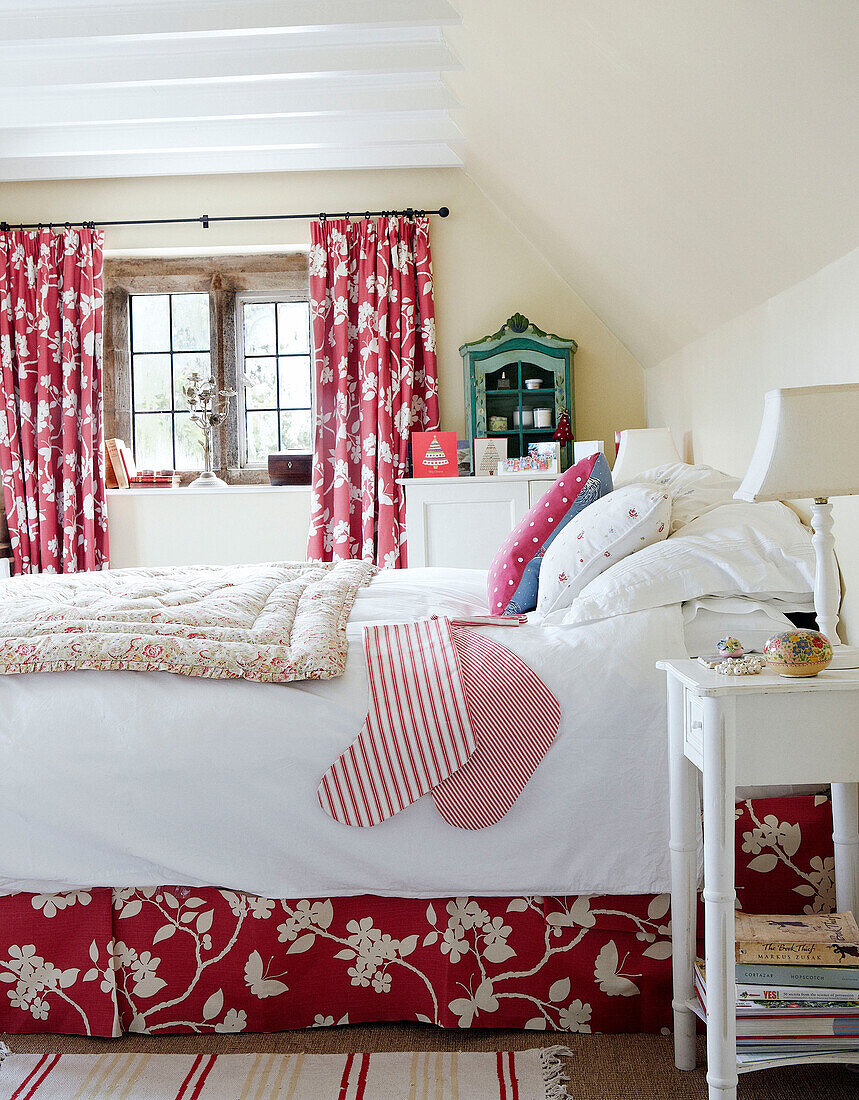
268 453 312 486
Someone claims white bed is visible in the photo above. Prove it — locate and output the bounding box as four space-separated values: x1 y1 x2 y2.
0 568 687 899
0 470 819 902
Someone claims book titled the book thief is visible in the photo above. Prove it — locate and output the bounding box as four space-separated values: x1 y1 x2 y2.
735 913 859 966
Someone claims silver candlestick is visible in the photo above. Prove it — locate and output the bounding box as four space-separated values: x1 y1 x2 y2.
182 372 236 489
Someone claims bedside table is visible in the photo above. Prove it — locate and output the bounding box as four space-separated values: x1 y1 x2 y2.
658 659 859 1098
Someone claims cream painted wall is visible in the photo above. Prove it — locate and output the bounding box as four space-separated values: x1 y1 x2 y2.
0 168 644 449
647 246 859 643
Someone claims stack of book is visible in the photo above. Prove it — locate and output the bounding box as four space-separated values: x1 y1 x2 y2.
694 912 859 1067
128 471 180 488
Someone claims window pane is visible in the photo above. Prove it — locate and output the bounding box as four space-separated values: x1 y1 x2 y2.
278 356 311 408
130 295 170 352
171 293 210 352
246 410 278 464
134 413 173 469
235 298 312 467
280 409 312 452
173 352 211 410
244 357 277 409
174 414 204 471
243 302 276 355
277 301 310 353
132 354 172 411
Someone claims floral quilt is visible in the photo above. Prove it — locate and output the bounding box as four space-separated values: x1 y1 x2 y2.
0 560 375 682
0 795 834 1037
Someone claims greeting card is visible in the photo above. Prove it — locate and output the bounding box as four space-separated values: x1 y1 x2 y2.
411 431 458 478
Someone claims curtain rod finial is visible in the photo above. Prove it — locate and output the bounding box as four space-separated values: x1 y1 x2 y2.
438 207 450 218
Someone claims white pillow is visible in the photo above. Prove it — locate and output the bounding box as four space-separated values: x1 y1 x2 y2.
560 500 816 626
681 597 796 657
632 462 741 533
537 485 671 615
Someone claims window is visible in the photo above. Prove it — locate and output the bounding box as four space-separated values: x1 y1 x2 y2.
129 293 211 470
237 297 313 465
105 254 310 484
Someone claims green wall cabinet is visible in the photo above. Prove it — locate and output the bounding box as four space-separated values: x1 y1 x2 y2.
460 313 576 469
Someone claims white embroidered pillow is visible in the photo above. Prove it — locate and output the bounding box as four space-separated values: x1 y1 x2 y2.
630 462 741 533
537 485 671 615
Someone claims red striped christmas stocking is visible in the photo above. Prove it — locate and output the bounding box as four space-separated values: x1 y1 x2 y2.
317 616 475 827
317 617 559 830
431 626 559 829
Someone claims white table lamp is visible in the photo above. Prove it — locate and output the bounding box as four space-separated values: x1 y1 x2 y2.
612 428 682 487
735 383 859 669
573 439 605 465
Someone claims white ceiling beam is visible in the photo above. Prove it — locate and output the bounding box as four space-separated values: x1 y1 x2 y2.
0 74 458 129
0 0 461 42
0 113 463 159
0 143 463 183
0 28 459 90
0 4 463 185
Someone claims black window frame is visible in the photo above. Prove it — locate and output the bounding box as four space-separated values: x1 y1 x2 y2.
103 253 310 485
235 292 314 467
128 290 212 471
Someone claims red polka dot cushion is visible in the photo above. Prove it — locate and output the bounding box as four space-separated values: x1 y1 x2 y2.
487 452 613 615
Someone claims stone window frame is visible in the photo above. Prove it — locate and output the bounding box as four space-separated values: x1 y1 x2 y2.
104 253 309 485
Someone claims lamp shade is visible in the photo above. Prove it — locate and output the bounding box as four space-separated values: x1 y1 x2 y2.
612 428 682 487
573 439 605 464
735 384 859 501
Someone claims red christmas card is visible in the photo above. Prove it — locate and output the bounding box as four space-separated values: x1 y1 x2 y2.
411 430 458 478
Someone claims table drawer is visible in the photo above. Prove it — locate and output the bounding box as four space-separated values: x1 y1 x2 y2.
684 690 704 767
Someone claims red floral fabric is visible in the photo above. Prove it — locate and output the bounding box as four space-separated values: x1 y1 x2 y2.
0 227 108 574
307 217 439 569
0 795 834 1037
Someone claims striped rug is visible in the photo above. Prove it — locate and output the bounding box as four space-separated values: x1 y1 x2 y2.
0 1047 573 1099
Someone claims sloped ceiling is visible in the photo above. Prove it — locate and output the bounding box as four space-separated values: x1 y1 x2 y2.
1 1 857 367
446 1 859 365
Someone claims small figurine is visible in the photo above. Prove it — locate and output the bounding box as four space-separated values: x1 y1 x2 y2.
553 409 573 446
717 637 744 658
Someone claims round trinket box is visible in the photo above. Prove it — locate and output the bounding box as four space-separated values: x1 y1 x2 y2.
763 629 833 677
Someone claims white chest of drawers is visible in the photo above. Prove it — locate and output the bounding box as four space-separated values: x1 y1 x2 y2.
399 473 556 569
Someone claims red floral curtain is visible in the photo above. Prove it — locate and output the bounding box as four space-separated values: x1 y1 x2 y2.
307 216 439 569
0 227 108 573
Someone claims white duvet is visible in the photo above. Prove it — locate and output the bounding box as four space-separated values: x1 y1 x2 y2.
0 499 815 900
0 569 687 899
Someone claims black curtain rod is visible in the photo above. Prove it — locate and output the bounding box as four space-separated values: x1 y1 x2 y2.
0 206 450 232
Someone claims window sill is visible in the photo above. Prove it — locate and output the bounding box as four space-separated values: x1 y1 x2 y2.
106 484 310 495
